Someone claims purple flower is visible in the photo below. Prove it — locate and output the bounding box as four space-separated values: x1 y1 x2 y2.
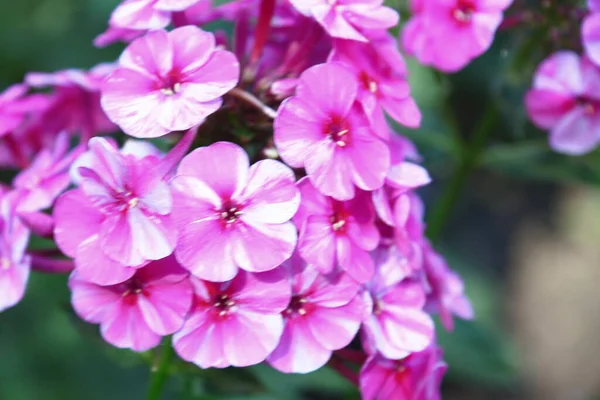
274 63 390 200
53 137 177 284
101 26 240 138
268 254 364 373
525 51 600 155
173 270 291 368
295 178 379 283
171 142 300 282
289 0 399 42
70 255 193 352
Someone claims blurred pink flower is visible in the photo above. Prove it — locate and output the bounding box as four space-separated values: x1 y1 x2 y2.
173 270 290 368
288 0 398 42
359 346 447 400
362 246 434 359
0 84 47 138
70 255 193 352
525 51 600 155
402 0 512 72
294 178 379 283
171 142 300 282
268 255 364 373
53 137 177 284
274 63 390 200
101 26 240 138
583 0 600 67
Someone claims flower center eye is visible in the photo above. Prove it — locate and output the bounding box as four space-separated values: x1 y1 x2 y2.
453 0 475 23
284 295 308 316
220 201 242 223
578 97 599 115
213 294 236 316
359 72 378 94
331 203 348 233
120 278 147 304
324 117 350 147
161 82 181 96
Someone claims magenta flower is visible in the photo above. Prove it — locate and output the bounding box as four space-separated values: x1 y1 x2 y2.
0 84 36 138
70 255 193 352
362 246 434 359
267 255 364 373
274 63 390 200
359 346 447 400
101 26 240 139
583 0 600 67
525 51 600 155
294 178 379 283
402 0 512 72
173 270 290 368
0 192 31 312
422 242 473 331
171 142 300 282
108 0 202 30
330 36 421 129
53 137 177 284
288 0 398 42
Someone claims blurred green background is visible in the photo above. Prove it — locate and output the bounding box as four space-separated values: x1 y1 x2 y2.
2 1 600 399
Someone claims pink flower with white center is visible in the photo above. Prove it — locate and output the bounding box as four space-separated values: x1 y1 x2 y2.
294 178 379 283
330 36 421 129
173 270 290 368
359 346 447 400
25 64 117 139
12 132 84 213
362 246 434 359
525 51 600 155
583 0 600 67
53 137 177 284
402 0 513 72
288 0 398 42
267 255 364 373
171 142 300 282
422 242 473 331
70 255 193 352
0 192 31 312
274 63 390 201
101 26 240 139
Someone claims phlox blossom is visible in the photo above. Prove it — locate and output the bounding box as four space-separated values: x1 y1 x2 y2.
583 0 600 67
101 26 240 138
70 255 193 352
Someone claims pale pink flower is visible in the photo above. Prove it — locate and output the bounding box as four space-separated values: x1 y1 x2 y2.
101 26 240 138
583 0 600 67
0 192 31 312
53 137 177 284
70 255 193 352
267 255 364 373
274 63 390 200
359 346 447 400
525 51 600 155
294 178 379 283
362 246 434 359
330 36 421 129
109 0 202 30
171 142 300 282
422 242 473 331
402 0 512 72
173 270 290 368
288 0 398 42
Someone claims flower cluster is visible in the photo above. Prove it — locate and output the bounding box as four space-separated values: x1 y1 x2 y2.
0 0 487 398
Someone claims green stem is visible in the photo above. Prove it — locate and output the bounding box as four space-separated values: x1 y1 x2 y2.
426 102 498 243
146 340 175 400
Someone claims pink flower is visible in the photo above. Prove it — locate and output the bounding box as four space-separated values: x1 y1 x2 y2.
109 0 202 30
267 255 364 373
12 132 84 213
173 270 290 368
294 178 379 283
330 36 421 129
0 192 31 312
101 26 240 138
25 64 117 139
288 0 398 42
171 142 300 282
0 84 33 138
583 0 600 67
525 51 600 155
402 0 512 72
53 137 177 284
70 255 193 352
359 346 447 400
362 246 434 359
274 63 390 200
422 242 473 331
